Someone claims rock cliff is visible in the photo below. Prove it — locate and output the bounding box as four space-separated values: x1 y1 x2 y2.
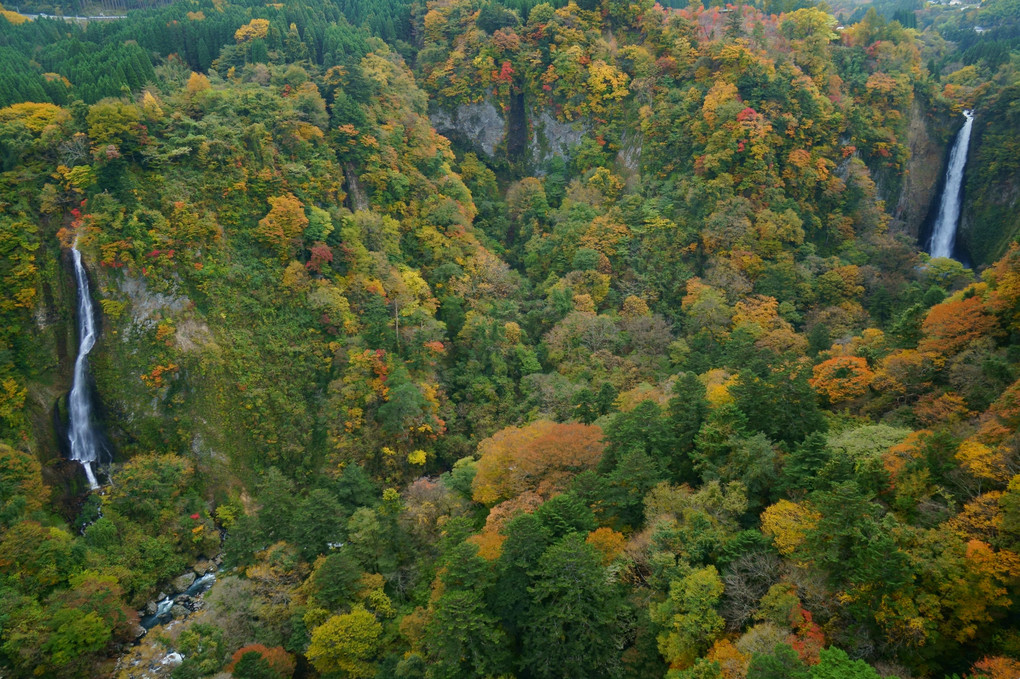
893 99 955 239
959 111 1020 267
429 99 589 170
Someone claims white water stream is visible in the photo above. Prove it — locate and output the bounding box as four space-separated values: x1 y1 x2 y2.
68 240 100 489
929 110 975 260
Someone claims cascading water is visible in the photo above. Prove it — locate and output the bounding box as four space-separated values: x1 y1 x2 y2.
68 240 101 489
140 572 218 629
929 110 975 260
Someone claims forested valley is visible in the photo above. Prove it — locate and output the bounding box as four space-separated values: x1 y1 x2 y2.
2 0 1020 677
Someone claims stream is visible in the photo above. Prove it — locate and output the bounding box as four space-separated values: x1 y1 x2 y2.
139 571 218 630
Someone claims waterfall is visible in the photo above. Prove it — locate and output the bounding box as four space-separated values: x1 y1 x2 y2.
929 110 975 260
68 240 101 490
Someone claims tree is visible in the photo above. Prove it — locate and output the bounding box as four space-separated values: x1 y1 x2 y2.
0 521 77 596
56 572 137 643
760 500 820 556
747 643 808 679
185 72 211 97
0 444 45 527
602 448 666 529
227 645 295 679
306 551 361 611
807 647 882 679
307 605 382 677
601 401 676 476
492 513 552 636
520 534 625 679
85 100 142 149
235 18 271 43
586 527 626 565
292 489 346 561
174 624 228 678
472 421 604 505
919 295 997 357
669 373 710 476
425 588 509 679
810 356 875 404
731 360 825 446
801 483 909 607
781 433 832 496
651 566 726 670
106 454 193 527
40 608 111 675
255 194 309 260
970 656 1020 679
533 492 597 539
231 652 279 679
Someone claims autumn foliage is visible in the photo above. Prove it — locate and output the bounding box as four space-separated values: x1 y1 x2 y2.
471 420 604 505
1 0 1020 676
255 193 309 260
970 656 1020 678
226 644 295 677
919 294 997 356
810 355 875 403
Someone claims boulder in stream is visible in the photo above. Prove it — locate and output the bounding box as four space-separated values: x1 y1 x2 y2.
171 572 196 593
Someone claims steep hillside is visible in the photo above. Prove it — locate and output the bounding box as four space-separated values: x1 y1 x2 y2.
1 1 1020 678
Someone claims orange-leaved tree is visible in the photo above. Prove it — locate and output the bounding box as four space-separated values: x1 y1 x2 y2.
226 644 295 678
810 355 875 404
918 294 997 357
970 656 1020 678
986 244 1020 331
471 420 604 505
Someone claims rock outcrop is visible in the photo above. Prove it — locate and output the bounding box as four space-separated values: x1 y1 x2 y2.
959 110 1020 266
430 99 592 170
892 99 953 239
430 101 507 158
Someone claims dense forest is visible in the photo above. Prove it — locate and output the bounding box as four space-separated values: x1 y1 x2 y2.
1 0 1020 677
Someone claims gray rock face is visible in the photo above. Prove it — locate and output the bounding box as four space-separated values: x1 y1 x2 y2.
431 101 507 157
170 604 188 619
170 572 196 593
118 274 187 331
144 601 158 616
344 161 370 211
192 560 213 576
431 100 591 169
618 128 643 173
891 98 949 238
531 110 586 167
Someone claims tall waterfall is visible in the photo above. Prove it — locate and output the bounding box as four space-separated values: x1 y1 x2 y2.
929 110 975 260
68 240 101 489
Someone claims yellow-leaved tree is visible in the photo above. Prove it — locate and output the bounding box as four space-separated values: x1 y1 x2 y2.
234 18 270 43
307 605 382 677
255 193 309 260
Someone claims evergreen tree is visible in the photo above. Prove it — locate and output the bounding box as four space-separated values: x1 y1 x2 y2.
520 534 625 679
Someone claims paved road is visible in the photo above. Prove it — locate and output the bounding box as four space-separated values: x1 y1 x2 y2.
15 11 127 21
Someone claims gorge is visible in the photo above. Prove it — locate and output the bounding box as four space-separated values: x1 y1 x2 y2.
1 0 1020 676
